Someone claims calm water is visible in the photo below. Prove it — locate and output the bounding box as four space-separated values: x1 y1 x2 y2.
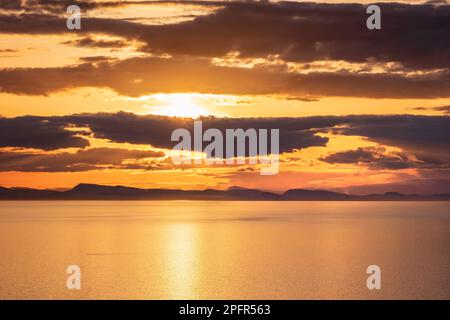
0 201 449 299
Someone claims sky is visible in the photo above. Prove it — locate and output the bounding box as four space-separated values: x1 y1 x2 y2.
0 0 449 194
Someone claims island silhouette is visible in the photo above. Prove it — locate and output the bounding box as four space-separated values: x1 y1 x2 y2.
1 184 449 201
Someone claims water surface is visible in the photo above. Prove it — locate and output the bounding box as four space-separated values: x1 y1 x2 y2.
0 201 449 299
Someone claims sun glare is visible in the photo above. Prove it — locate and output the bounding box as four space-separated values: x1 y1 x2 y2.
144 94 210 118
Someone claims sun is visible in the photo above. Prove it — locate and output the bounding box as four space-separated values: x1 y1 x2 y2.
145 93 210 118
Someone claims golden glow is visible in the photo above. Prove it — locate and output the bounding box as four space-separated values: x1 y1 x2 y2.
141 94 212 118
162 223 199 299
0 1 447 191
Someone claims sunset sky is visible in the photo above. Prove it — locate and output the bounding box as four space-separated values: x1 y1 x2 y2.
0 0 449 194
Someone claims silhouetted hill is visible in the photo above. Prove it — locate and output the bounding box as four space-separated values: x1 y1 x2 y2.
283 189 354 200
226 186 280 200
65 183 279 200
0 184 449 201
0 187 61 200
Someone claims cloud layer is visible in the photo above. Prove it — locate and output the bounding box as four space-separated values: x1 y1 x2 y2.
0 112 448 172
0 2 449 98
0 147 164 172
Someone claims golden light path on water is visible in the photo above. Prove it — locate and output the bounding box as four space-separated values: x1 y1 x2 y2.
1 201 450 299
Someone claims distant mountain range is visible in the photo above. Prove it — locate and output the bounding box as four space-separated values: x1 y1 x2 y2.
0 184 449 201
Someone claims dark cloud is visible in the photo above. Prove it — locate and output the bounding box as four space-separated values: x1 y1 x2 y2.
412 105 450 114
61 111 330 154
0 115 89 150
136 2 450 70
1 112 449 160
0 147 164 172
0 0 23 11
321 147 417 170
1 2 449 70
0 1 222 13
433 106 450 114
78 56 116 63
285 96 320 102
0 0 147 14
425 0 449 6
332 115 450 162
1 2 450 98
0 112 449 173
62 36 129 49
1 56 449 98
59 113 450 165
0 112 329 153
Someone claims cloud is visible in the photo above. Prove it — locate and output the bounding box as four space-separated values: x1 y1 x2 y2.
62 36 129 48
61 113 450 168
61 111 330 153
0 0 23 11
0 0 145 14
1 56 449 98
331 115 450 162
135 2 450 70
321 147 418 170
0 112 331 153
0 1 222 14
78 56 116 63
0 147 164 172
1 2 449 98
0 115 90 150
433 106 450 114
0 49 17 53
1 2 449 70
412 105 450 114
0 112 449 173
1 112 449 161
